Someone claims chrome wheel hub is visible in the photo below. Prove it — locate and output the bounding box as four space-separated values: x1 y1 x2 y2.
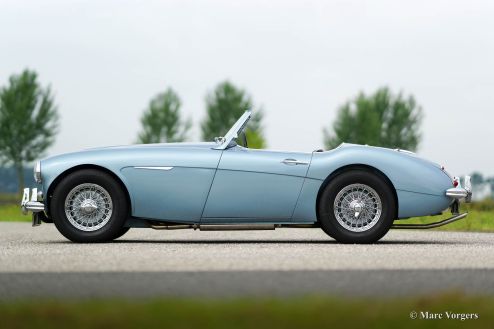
64 183 113 232
349 200 364 218
80 200 98 214
333 183 382 232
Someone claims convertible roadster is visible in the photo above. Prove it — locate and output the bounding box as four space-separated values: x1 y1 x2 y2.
21 111 472 243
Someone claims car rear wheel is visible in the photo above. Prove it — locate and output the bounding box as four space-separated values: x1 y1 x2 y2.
114 227 131 240
318 169 396 243
51 169 128 243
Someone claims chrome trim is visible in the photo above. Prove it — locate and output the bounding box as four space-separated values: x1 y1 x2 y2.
34 161 41 183
151 224 195 230
281 159 309 166
446 188 468 198
21 188 29 205
151 224 276 231
199 224 275 231
64 183 113 232
333 183 382 233
391 212 468 229
213 110 252 150
394 148 415 155
21 187 45 214
445 175 472 203
26 202 45 212
133 166 173 171
37 189 44 201
464 175 472 202
214 136 226 144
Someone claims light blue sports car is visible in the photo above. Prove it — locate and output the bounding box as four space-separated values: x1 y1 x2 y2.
21 111 472 243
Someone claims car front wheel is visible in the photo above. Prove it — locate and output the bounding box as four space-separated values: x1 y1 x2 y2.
51 169 128 243
318 169 396 243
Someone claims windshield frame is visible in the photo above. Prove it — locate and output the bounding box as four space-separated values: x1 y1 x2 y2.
213 110 252 150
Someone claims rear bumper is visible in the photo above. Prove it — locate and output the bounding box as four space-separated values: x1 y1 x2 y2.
392 176 472 229
445 175 472 203
20 188 45 214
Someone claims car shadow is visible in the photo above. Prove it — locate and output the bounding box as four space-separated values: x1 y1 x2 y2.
45 239 458 245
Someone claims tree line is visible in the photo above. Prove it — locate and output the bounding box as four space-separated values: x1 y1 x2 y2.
0 69 423 194
136 81 266 149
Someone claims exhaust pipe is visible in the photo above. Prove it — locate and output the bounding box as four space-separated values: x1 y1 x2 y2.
391 212 468 229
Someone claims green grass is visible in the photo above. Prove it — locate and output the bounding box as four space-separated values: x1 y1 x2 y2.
0 192 20 203
0 203 30 222
0 293 492 329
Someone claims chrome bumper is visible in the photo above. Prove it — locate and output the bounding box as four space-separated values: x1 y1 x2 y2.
393 176 472 230
445 175 472 203
392 212 468 229
20 188 45 214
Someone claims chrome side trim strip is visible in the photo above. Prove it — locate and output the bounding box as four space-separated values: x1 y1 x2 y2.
133 166 173 171
199 224 276 231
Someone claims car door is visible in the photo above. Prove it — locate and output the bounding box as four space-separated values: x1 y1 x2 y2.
120 145 221 222
201 146 312 222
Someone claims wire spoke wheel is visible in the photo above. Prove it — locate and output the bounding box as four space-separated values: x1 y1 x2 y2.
333 183 382 232
64 183 113 232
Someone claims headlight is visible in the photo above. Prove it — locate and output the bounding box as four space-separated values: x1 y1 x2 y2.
34 161 41 183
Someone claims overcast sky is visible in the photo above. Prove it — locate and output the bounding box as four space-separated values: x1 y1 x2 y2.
1 0 493 176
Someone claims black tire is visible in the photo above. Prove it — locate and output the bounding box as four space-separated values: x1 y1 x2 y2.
51 169 129 243
114 227 131 240
318 169 396 243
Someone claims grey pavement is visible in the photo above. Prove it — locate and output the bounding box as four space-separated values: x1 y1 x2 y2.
1 222 494 299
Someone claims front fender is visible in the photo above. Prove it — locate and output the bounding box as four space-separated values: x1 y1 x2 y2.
39 145 222 220
40 153 135 214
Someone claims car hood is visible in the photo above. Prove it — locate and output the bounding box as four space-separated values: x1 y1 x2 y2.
58 141 214 154
41 142 218 163
85 142 217 151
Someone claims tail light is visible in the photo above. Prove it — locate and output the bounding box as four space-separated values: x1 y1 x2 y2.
453 177 459 187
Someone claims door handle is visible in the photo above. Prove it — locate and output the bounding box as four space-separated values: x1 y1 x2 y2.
281 159 309 166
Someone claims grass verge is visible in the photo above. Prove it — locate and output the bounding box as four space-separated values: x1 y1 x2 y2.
0 203 30 222
0 293 492 329
0 192 20 203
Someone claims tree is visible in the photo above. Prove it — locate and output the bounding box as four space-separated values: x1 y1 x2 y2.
201 81 266 149
0 69 59 194
470 171 484 186
137 88 191 144
324 87 423 151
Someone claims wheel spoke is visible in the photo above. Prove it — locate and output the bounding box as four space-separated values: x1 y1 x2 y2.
333 183 382 232
64 183 113 232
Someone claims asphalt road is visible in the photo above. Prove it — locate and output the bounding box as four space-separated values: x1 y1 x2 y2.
1 222 494 299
